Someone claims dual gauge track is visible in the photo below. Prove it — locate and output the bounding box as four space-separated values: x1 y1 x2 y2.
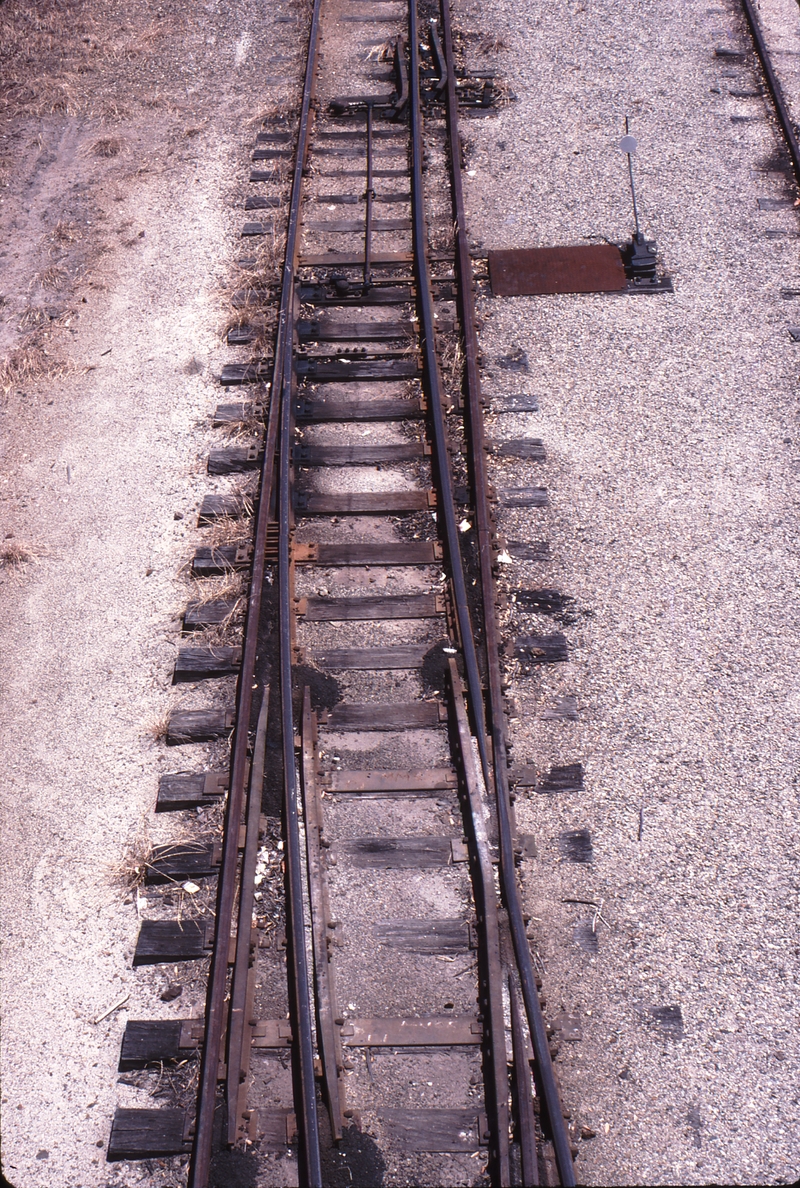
109 1 577 1185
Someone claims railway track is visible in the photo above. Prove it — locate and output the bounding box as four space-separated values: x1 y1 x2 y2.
106 1 576 1184
101 0 800 1185
739 0 800 181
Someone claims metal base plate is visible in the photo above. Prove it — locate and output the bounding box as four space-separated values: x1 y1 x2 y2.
626 275 674 294
488 244 627 296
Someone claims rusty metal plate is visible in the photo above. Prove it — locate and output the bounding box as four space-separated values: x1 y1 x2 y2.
488 244 627 296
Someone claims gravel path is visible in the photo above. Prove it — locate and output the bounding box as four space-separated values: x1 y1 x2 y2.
458 0 800 1182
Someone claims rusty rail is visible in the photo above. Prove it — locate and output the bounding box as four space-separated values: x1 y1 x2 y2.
188 1 324 1183
438 0 577 1181
740 0 800 184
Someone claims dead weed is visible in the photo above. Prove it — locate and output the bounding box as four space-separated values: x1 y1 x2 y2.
479 35 508 53
18 306 62 331
0 333 67 393
147 708 174 744
31 264 69 290
114 832 201 894
196 518 253 550
251 102 294 128
45 220 83 252
189 572 248 607
115 830 152 890
0 540 43 567
91 135 124 158
0 0 179 119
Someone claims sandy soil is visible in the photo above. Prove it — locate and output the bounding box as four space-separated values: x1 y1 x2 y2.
0 1 305 1185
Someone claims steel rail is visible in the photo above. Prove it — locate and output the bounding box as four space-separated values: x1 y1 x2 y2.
276 0 325 1182
187 169 285 1188
437 1 577 1182
409 5 486 860
448 659 511 1183
226 688 269 1144
408 7 511 1180
364 103 375 288
510 978 540 1187
740 0 800 184
188 1 324 1183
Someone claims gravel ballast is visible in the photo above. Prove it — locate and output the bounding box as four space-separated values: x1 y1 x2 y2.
457 0 800 1182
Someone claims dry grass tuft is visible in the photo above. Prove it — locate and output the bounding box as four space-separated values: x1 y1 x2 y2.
99 99 131 121
115 831 152 890
0 333 66 393
254 227 287 280
0 540 41 567
19 307 55 331
31 264 69 290
191 609 245 649
0 0 88 117
1 74 84 120
439 334 464 389
487 76 515 108
0 0 177 120
199 517 253 549
147 708 173 743
92 135 123 158
114 832 198 893
220 320 276 364
190 571 248 607
250 102 292 128
46 220 83 251
220 410 267 441
479 35 508 53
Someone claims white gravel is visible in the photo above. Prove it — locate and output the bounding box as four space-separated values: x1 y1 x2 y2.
457 0 800 1182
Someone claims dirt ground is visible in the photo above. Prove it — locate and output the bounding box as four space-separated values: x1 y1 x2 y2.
2 0 799 1186
0 1 305 1185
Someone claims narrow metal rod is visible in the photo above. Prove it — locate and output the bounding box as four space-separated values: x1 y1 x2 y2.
627 160 641 238
437 2 576 1182
624 118 641 238
364 103 375 288
740 0 800 184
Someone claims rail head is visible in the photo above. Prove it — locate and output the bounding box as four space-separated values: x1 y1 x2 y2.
436 1 577 1182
